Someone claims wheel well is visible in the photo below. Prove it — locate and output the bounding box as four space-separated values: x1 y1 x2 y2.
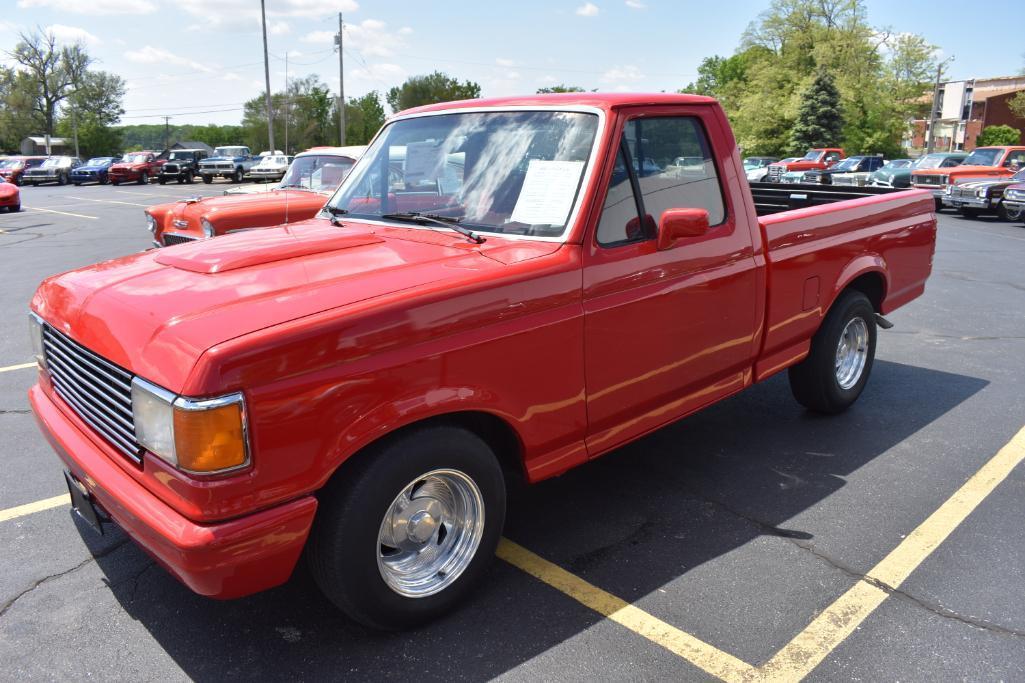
844 272 885 312
333 411 527 488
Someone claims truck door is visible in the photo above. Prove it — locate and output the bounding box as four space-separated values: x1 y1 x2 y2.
582 108 760 455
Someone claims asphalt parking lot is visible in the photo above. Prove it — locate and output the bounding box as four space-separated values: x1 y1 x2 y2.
1 182 1024 681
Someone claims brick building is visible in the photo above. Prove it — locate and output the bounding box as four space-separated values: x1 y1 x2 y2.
907 75 1025 153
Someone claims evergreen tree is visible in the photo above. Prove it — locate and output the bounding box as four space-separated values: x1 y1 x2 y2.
790 70 844 153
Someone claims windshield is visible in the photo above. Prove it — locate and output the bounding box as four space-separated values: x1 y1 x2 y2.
85 157 112 166
41 158 65 168
328 110 599 238
259 156 288 166
914 155 950 170
831 158 861 172
886 159 912 169
280 154 354 193
801 151 822 161
168 151 194 160
214 147 246 157
0 159 21 170
962 148 1004 167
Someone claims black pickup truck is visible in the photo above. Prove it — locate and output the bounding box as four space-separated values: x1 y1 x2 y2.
157 149 209 185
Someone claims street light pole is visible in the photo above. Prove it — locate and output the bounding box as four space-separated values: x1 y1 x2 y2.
260 0 276 152
336 13 345 146
926 56 954 155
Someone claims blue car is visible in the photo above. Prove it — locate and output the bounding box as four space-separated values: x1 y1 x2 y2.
70 157 117 186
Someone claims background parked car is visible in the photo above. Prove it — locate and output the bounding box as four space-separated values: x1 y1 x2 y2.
870 153 966 189
0 181 19 212
803 155 886 184
834 158 910 187
224 146 365 196
912 146 1025 209
942 167 1025 219
765 148 844 182
199 146 257 183
1001 182 1025 222
247 154 292 183
109 151 163 185
22 156 81 186
157 149 208 185
70 157 117 185
148 146 360 246
748 157 794 182
0 156 46 186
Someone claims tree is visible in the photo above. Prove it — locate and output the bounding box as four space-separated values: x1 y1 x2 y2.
6 31 91 144
340 91 386 145
976 125 1022 147
790 70 844 152
242 75 336 152
537 85 586 93
385 72 481 113
1009 91 1025 121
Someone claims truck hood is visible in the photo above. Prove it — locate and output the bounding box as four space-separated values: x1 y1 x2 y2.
32 219 561 391
202 156 242 163
75 164 110 172
916 165 1004 177
110 162 146 171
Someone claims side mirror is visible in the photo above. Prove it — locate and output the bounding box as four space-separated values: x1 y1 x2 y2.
657 208 710 250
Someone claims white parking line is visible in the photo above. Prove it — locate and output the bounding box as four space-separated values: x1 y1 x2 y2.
0 361 36 373
66 196 151 208
23 206 98 220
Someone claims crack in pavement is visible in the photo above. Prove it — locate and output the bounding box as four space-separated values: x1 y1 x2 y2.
0 409 32 415
0 537 131 619
683 490 1025 641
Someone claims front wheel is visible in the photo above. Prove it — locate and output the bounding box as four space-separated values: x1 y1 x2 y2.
57 173 66 186
997 204 1020 222
202 175 212 184
788 290 877 414
307 426 506 630
137 172 149 185
233 167 244 183
185 171 194 184
158 177 167 185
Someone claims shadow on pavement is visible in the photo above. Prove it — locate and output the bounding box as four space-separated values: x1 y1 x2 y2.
83 360 986 679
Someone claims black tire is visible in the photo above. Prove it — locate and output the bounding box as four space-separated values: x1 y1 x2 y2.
934 198 943 212
11 204 19 213
57 173 66 186
100 175 108 185
176 175 184 184
202 175 213 184
307 425 507 630
158 177 167 185
111 180 120 186
137 172 148 185
788 289 877 414
185 171 194 184
233 167 244 183
73 182 81 186
997 203 1020 222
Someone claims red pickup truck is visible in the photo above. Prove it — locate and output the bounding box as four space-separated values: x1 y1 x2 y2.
28 94 936 629
764 147 844 182
108 151 164 185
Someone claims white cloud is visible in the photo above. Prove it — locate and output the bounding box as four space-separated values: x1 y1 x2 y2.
351 62 405 83
45 24 101 45
301 30 335 44
603 65 644 82
344 19 412 57
575 2 599 16
625 0 645 7
18 0 156 15
176 0 357 33
125 46 213 73
496 57 516 67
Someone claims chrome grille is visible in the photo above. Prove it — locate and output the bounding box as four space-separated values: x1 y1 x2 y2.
767 166 783 181
41 324 142 463
912 174 942 186
952 186 977 199
163 163 180 173
162 232 198 246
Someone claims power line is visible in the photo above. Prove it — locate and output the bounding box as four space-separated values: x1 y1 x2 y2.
120 107 244 120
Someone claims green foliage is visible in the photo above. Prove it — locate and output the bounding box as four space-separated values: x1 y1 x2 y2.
242 74 340 153
537 85 587 93
1009 91 1025 121
385 72 481 113
712 0 935 157
790 70 844 152
116 123 245 151
6 30 91 138
976 125 1022 147
340 91 386 145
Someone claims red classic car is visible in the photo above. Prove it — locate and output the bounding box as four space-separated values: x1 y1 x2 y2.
30 93 936 629
0 156 47 186
912 146 1025 208
764 147 845 182
147 146 361 246
0 181 20 212
109 151 165 185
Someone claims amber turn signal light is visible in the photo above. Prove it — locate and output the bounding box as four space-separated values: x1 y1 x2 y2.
173 401 247 473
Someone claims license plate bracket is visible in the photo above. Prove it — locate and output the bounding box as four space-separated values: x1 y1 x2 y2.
64 471 103 535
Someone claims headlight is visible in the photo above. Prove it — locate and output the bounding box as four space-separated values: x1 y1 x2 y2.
131 378 249 474
201 218 215 238
28 312 45 368
977 189 989 198
145 212 157 234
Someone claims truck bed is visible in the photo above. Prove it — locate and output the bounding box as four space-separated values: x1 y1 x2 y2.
749 181 900 216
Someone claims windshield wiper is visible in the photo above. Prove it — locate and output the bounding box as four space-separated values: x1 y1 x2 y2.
322 205 348 226
379 212 485 244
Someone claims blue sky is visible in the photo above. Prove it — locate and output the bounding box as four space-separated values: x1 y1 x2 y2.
2 0 1023 126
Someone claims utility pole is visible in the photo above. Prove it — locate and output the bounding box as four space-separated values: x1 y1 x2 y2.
163 116 171 151
71 106 80 158
284 52 289 155
336 12 345 146
926 56 954 155
260 0 276 152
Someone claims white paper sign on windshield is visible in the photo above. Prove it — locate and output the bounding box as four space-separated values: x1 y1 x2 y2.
510 159 585 226
404 141 445 183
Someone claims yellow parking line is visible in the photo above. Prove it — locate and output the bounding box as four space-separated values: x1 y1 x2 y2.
24 206 98 220
66 196 151 208
759 423 1025 681
0 494 69 523
498 538 758 682
0 362 36 373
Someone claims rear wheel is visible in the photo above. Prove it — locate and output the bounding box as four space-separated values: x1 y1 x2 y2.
202 175 212 184
57 172 67 186
307 425 506 630
185 171 194 184
789 290 877 414
176 175 184 184
998 204 1019 222
158 177 167 185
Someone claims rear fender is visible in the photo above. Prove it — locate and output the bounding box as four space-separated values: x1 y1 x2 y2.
829 255 889 312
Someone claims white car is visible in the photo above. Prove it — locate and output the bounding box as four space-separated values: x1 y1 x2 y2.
224 145 366 196
748 157 797 183
247 155 293 183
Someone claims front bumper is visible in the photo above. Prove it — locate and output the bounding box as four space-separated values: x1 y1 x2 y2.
24 173 60 183
29 383 317 599
109 170 143 182
200 167 239 179
70 172 103 183
942 195 993 210
0 192 18 207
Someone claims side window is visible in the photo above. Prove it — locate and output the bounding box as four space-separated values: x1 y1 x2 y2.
942 158 960 168
623 117 726 228
825 152 841 163
1004 151 1025 167
596 148 642 245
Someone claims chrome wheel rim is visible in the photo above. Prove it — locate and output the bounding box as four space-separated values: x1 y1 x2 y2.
377 469 485 598
835 317 869 390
